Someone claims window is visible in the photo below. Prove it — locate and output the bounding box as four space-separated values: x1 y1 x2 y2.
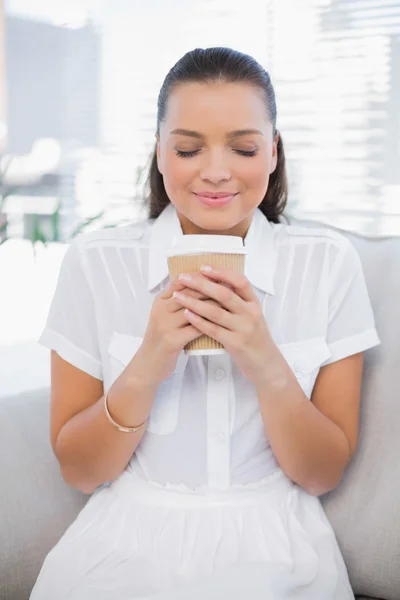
267 0 400 235
3 0 399 238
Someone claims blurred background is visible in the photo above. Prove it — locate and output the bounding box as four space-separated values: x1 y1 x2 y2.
1 0 399 396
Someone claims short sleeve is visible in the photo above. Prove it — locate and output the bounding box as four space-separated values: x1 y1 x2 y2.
38 239 103 380
323 236 380 365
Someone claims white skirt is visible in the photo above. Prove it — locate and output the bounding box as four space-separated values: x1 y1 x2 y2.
30 469 354 600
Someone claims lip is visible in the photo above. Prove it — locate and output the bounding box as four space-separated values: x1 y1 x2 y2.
195 192 237 198
193 192 238 207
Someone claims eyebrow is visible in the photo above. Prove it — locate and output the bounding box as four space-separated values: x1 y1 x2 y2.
170 128 263 139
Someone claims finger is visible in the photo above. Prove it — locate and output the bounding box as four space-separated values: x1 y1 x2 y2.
176 324 203 347
159 277 188 300
173 291 237 331
160 277 208 302
166 311 203 344
199 266 256 302
177 273 244 314
184 309 232 348
166 307 199 329
173 304 223 330
180 289 209 301
167 289 211 314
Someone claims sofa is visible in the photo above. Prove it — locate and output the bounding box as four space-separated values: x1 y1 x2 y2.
1 222 399 600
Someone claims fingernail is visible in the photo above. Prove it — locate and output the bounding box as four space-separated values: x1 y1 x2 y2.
200 265 213 273
179 273 191 282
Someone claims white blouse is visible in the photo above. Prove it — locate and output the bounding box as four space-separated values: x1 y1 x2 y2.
39 204 380 491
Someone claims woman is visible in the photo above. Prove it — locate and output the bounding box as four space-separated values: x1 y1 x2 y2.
31 47 380 599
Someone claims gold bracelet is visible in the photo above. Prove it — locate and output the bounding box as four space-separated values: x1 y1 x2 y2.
104 391 147 433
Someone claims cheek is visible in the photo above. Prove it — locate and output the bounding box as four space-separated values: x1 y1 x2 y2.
239 159 270 192
162 155 195 192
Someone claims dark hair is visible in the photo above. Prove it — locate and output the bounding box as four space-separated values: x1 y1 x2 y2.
147 47 288 223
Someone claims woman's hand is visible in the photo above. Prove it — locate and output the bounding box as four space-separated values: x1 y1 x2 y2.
173 266 278 387
133 279 204 385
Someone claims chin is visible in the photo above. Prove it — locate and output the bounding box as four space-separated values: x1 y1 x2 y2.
185 207 241 235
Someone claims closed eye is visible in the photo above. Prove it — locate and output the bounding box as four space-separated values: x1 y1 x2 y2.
176 149 200 158
176 149 258 158
235 149 257 157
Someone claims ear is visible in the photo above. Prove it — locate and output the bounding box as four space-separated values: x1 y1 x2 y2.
270 132 279 174
155 133 163 174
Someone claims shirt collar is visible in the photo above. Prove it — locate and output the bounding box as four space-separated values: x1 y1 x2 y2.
147 203 276 295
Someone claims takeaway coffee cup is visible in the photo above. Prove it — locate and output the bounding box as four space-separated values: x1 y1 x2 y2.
166 235 247 354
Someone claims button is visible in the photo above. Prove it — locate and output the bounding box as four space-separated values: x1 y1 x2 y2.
214 368 226 380
215 432 226 444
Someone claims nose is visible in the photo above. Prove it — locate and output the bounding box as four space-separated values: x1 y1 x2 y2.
199 150 232 185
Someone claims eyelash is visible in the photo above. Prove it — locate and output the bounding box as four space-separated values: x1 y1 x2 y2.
176 149 258 158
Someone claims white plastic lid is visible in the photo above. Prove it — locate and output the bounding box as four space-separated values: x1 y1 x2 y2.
166 235 246 258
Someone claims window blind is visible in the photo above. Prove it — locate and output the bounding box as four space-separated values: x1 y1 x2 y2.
4 0 400 235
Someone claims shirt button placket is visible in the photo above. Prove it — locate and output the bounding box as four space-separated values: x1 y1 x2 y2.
207 354 231 490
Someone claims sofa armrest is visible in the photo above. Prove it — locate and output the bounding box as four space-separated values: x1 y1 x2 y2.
0 388 88 600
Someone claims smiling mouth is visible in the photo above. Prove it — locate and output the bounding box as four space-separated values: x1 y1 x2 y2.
194 192 238 198
193 193 238 207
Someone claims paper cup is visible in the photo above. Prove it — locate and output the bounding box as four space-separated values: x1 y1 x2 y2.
167 235 246 355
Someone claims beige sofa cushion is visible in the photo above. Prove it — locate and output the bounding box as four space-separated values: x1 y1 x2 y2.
0 388 88 600
320 232 400 600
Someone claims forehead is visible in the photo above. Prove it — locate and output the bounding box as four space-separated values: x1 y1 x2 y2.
163 81 270 131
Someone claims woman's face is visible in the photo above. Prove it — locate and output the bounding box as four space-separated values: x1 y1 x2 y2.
157 81 278 237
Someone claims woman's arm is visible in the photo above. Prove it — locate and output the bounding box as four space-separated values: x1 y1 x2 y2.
174 266 365 497
51 350 158 495
255 351 363 496
50 278 202 495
